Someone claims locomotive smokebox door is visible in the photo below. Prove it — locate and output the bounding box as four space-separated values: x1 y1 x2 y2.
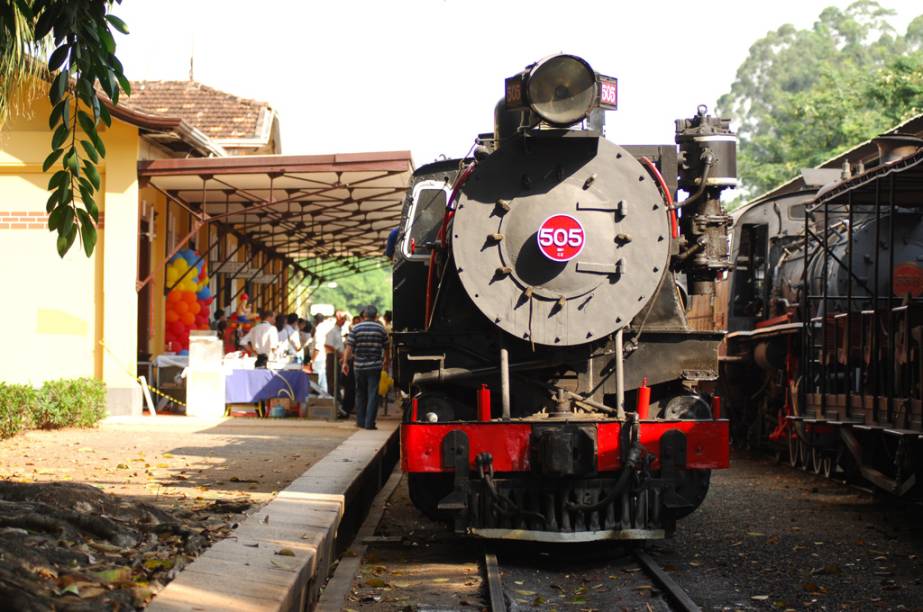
452 134 670 346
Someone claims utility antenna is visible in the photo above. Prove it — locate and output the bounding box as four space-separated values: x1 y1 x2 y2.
188 34 196 80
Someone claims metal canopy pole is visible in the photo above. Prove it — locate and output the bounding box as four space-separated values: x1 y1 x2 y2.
229 255 274 304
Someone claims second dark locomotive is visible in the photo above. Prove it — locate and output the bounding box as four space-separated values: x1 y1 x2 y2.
721 129 923 496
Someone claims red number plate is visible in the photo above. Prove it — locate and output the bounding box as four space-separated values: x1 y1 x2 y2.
599 78 618 108
537 214 585 262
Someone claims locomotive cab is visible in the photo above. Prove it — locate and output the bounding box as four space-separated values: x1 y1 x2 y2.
394 54 733 541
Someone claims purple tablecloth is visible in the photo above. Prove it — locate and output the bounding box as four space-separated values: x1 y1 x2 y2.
224 369 310 403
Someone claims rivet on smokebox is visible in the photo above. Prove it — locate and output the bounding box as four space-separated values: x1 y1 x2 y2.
556 295 566 307
523 287 534 298
582 173 597 190
495 198 511 212
489 233 504 242
496 266 512 275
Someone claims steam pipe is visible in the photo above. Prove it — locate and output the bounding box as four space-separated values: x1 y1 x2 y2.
500 347 511 420
409 359 549 386
674 151 714 209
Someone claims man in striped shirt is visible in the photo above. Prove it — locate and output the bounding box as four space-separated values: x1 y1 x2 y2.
342 305 390 430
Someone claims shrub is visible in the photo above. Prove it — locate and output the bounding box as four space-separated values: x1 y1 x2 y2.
32 378 107 430
0 383 37 439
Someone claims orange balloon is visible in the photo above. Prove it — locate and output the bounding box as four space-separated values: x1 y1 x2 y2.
165 310 178 323
181 312 195 325
184 291 197 304
189 301 201 315
167 291 182 303
175 301 189 315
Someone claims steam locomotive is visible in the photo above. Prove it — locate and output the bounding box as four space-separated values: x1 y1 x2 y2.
721 133 923 496
392 54 732 541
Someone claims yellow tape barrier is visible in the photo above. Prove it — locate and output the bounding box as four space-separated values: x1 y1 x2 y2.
98 340 186 408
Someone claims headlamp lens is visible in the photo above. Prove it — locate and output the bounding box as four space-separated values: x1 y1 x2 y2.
526 55 596 126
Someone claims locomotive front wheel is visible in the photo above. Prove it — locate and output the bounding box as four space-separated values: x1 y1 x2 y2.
822 455 833 479
407 473 454 522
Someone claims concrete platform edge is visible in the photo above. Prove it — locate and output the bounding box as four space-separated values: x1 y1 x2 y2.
147 422 400 612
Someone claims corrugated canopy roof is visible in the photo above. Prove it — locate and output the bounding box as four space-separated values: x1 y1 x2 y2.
138 151 413 281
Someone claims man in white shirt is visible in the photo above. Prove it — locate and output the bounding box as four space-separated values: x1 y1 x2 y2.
278 313 302 359
241 309 279 368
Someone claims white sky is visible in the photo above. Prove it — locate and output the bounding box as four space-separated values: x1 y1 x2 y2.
115 0 921 166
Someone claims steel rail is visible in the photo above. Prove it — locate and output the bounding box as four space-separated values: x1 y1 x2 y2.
483 552 506 612
633 548 701 612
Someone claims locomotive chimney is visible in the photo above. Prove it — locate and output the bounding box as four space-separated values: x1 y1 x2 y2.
494 98 524 150
874 134 923 165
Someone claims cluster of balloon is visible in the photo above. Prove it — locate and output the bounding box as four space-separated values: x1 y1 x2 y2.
164 249 215 354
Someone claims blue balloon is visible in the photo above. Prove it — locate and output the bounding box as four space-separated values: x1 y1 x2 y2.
197 287 211 299
179 248 197 264
178 349 189 356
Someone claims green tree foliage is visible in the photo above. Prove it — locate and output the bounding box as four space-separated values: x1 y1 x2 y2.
718 1 923 197
306 265 392 316
0 0 129 257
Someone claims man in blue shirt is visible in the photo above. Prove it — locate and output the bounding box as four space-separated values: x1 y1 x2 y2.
342 305 389 430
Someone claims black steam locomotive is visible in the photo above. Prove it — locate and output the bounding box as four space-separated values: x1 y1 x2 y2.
721 133 923 495
392 54 732 541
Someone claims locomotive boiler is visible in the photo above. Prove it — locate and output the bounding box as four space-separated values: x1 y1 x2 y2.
392 54 733 541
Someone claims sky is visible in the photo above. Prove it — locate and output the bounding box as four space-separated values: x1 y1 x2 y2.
114 1 922 167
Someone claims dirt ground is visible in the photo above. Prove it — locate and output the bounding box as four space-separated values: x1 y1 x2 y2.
346 451 923 611
0 416 357 512
0 415 358 609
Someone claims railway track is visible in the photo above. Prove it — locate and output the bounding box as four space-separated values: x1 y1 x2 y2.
483 544 701 611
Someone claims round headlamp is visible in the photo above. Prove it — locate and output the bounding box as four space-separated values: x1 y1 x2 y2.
526 55 597 126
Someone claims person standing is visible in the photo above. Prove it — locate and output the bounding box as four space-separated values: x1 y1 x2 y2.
324 311 347 407
240 309 279 368
342 305 389 430
279 313 301 360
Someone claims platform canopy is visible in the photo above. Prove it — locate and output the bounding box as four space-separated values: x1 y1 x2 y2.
138 151 413 281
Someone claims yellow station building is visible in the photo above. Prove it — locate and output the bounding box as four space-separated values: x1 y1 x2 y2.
0 80 411 415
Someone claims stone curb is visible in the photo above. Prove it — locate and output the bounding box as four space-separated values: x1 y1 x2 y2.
147 423 400 612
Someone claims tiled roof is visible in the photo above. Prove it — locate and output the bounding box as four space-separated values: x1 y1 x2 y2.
123 80 272 142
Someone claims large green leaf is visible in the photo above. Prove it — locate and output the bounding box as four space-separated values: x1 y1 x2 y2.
51 122 69 150
47 44 69 71
80 140 99 163
42 148 63 173
82 161 101 190
105 14 129 34
56 224 78 258
50 69 68 105
48 98 69 130
47 170 69 191
77 109 97 136
48 204 67 231
89 129 106 157
80 215 97 257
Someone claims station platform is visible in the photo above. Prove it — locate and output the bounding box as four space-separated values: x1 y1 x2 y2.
146 415 400 611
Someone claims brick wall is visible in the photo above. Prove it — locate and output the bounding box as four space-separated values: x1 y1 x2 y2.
0 211 105 230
